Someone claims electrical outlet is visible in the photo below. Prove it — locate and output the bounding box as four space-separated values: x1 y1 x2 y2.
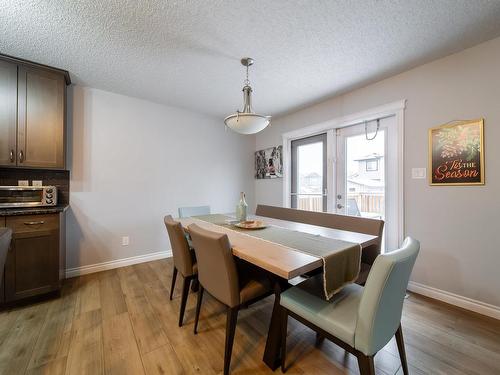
121 236 129 246
18 180 29 186
32 180 43 187
411 168 426 179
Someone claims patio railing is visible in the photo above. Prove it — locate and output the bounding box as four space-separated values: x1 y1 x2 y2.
296 192 384 216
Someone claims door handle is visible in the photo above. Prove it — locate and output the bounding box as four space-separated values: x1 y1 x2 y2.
337 203 344 209
9 149 14 163
23 221 45 226
18 150 24 163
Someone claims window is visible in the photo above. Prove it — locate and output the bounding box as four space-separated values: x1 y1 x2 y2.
366 159 378 171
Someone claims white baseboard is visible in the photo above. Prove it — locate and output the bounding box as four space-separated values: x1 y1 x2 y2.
65 250 173 278
407 281 500 320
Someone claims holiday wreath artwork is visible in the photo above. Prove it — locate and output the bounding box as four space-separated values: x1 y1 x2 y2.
428 119 484 185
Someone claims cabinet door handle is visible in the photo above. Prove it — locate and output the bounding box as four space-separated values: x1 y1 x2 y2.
23 221 45 226
19 150 24 163
9 149 15 162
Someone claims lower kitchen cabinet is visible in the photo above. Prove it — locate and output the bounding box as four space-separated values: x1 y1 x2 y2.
0 217 4 304
2 213 65 303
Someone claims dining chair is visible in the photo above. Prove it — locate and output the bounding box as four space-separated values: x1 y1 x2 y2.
164 215 198 326
279 237 420 375
0 228 12 282
178 205 211 218
255 204 384 285
188 223 272 375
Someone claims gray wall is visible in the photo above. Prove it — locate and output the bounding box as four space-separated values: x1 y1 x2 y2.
255 37 500 307
66 86 255 270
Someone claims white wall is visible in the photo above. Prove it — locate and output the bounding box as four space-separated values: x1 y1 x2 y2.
67 86 255 271
256 37 500 308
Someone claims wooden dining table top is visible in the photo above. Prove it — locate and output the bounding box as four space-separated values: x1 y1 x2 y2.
178 214 378 280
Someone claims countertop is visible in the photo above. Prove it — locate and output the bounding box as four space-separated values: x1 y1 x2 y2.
0 205 69 216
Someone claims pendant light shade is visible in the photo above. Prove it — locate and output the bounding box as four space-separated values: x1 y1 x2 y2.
224 58 271 134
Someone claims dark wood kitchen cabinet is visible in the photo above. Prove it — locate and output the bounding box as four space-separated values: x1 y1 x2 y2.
3 213 64 302
0 55 70 169
18 67 66 169
0 60 18 167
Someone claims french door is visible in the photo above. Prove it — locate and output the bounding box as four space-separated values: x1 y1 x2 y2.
335 121 386 221
289 115 398 251
290 133 327 212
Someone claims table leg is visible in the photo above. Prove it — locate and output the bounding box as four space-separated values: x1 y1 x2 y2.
263 277 289 370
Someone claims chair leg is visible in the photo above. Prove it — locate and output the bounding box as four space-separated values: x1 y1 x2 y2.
280 307 288 373
357 354 375 375
178 276 191 327
224 306 239 375
194 285 204 334
191 278 199 292
395 324 409 375
315 332 325 346
169 266 178 300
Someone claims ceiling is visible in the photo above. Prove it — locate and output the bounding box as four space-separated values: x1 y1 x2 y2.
2 1 500 118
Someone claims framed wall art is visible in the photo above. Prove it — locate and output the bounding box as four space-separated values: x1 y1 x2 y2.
255 145 283 179
428 119 484 185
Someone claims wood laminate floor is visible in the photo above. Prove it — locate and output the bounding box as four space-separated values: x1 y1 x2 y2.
0 258 499 375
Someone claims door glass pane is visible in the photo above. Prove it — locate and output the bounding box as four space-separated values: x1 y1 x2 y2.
291 134 326 212
345 130 385 220
297 142 323 211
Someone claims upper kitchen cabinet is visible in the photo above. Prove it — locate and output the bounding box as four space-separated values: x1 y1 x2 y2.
0 61 18 166
17 67 65 168
0 55 71 169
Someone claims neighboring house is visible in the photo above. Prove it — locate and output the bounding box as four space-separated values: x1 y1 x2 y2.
348 153 384 194
300 172 322 193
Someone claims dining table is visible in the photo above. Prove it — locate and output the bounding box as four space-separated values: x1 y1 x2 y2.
178 213 378 370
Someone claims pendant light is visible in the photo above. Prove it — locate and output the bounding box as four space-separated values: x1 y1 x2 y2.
224 57 271 134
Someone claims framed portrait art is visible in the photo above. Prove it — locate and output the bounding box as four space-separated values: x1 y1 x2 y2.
428 119 484 185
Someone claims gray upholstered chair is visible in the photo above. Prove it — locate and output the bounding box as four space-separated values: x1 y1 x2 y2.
0 228 12 282
164 215 198 326
188 223 272 375
279 237 420 375
178 205 211 218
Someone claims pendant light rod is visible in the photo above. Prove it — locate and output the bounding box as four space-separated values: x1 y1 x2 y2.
241 57 254 114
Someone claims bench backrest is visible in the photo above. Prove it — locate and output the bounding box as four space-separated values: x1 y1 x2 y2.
255 205 384 264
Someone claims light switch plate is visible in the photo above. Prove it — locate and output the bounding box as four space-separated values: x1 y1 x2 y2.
411 168 426 179
121 236 130 246
18 180 29 186
32 180 43 187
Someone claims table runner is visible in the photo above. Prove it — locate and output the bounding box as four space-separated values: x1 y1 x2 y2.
192 214 361 300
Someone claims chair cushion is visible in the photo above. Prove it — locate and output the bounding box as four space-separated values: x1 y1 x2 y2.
280 275 363 347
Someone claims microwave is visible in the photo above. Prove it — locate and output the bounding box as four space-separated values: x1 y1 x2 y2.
0 186 57 208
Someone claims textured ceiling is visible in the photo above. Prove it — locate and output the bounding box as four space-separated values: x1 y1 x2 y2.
1 1 500 118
